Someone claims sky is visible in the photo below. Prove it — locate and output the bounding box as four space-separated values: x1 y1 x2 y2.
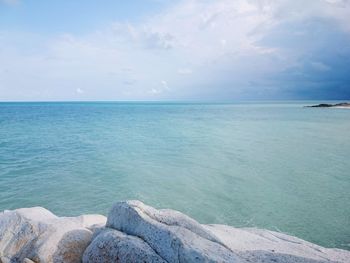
0 0 349 101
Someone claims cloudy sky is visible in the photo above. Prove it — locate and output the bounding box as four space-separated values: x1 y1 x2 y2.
0 0 349 101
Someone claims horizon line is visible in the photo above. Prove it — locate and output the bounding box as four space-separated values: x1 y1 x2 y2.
0 99 349 103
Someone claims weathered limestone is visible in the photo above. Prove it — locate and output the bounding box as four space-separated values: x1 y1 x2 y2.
0 207 106 263
1 201 350 263
204 225 350 263
83 228 167 263
102 200 243 262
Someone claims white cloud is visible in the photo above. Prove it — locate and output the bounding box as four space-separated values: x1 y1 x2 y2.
178 68 193 75
1 0 350 100
76 88 84 94
161 80 169 90
148 80 170 95
149 88 161 94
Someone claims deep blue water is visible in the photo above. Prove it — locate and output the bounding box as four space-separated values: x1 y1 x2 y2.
0 101 349 250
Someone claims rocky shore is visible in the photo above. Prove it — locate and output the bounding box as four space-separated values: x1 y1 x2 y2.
305 102 350 108
0 200 349 263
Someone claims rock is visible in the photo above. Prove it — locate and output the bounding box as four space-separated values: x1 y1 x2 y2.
104 200 244 262
84 200 350 263
83 228 167 263
23 259 35 263
305 102 350 108
1 201 350 263
204 224 350 263
0 207 106 263
307 103 333 107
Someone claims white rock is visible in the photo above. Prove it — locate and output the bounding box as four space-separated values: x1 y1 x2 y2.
105 200 244 262
100 200 350 263
0 207 106 263
204 224 350 263
23 258 35 263
83 228 167 263
1 201 350 263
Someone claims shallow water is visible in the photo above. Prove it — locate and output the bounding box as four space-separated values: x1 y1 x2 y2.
0 101 349 250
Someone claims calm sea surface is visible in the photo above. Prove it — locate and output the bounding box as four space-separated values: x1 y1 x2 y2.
0 102 349 250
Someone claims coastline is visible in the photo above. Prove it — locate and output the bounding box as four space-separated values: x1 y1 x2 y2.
1 200 349 263
305 102 350 108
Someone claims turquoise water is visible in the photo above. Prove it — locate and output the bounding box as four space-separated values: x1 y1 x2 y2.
0 102 349 250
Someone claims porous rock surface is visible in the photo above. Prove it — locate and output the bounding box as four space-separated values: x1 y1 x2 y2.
1 200 349 263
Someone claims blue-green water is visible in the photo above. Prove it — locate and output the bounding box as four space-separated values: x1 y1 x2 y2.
0 102 349 250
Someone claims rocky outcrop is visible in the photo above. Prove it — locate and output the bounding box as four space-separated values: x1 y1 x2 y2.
85 200 243 262
306 102 350 108
0 207 106 263
83 228 167 262
1 201 349 263
204 225 350 263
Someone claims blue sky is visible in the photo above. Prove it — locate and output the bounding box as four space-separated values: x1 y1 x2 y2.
0 0 349 101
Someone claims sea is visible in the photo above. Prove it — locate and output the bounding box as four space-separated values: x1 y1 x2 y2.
0 101 349 250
